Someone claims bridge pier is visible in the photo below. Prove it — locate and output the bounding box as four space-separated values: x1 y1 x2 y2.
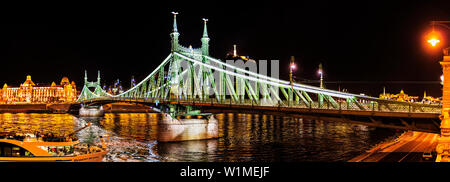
157 103 218 142
157 112 218 142
79 105 104 117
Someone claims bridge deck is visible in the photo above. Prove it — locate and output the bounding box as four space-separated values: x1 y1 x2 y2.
78 98 441 133
80 98 440 119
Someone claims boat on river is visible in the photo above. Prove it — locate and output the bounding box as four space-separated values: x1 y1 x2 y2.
0 123 108 162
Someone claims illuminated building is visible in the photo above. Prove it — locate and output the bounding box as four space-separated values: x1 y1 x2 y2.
225 44 252 62
130 76 136 88
422 90 442 104
0 75 77 103
379 89 419 102
106 79 124 95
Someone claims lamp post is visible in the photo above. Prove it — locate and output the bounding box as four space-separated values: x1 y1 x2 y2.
427 20 450 162
290 56 296 105
318 63 323 89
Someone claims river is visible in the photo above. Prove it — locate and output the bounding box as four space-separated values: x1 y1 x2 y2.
0 112 401 162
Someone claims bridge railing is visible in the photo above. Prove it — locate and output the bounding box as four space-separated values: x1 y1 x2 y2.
80 96 441 114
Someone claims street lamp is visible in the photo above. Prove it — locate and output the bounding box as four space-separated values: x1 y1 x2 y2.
290 63 296 70
427 21 449 47
290 56 296 86
427 20 450 162
428 38 440 47
289 56 296 105
318 63 323 89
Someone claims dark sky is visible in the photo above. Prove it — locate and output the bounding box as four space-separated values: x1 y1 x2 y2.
0 1 448 97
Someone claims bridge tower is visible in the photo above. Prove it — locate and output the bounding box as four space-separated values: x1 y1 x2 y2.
200 18 211 100
166 12 215 101
97 70 101 86
76 70 105 102
201 18 210 56
168 12 182 99
170 12 180 52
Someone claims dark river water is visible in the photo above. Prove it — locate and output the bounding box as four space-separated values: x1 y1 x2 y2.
0 113 402 162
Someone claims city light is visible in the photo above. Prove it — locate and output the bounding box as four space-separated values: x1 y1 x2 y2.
318 63 323 88
426 28 443 48
428 38 440 47
289 56 296 102
318 63 323 75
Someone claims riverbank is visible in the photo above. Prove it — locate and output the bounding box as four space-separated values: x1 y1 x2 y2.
0 103 68 113
0 103 155 113
349 131 439 162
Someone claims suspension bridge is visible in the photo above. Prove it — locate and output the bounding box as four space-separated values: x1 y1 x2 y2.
74 13 442 133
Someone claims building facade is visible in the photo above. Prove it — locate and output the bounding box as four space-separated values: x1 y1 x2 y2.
0 75 77 103
379 89 419 102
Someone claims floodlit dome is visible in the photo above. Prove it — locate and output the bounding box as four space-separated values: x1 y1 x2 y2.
61 77 70 85
22 75 35 86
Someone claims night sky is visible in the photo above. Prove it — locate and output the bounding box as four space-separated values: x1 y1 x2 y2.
0 1 448 97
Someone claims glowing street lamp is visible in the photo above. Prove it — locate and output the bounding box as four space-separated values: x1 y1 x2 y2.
426 21 450 48
289 56 296 86
289 56 296 105
290 64 296 70
318 63 323 88
428 38 441 47
289 56 296 76
427 27 442 47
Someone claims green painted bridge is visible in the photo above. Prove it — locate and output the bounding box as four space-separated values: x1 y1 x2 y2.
75 12 442 133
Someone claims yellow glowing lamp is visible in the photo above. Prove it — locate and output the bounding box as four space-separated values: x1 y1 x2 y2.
428 38 440 47
290 64 296 70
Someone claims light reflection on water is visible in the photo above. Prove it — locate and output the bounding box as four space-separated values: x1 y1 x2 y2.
0 113 75 135
0 113 400 162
